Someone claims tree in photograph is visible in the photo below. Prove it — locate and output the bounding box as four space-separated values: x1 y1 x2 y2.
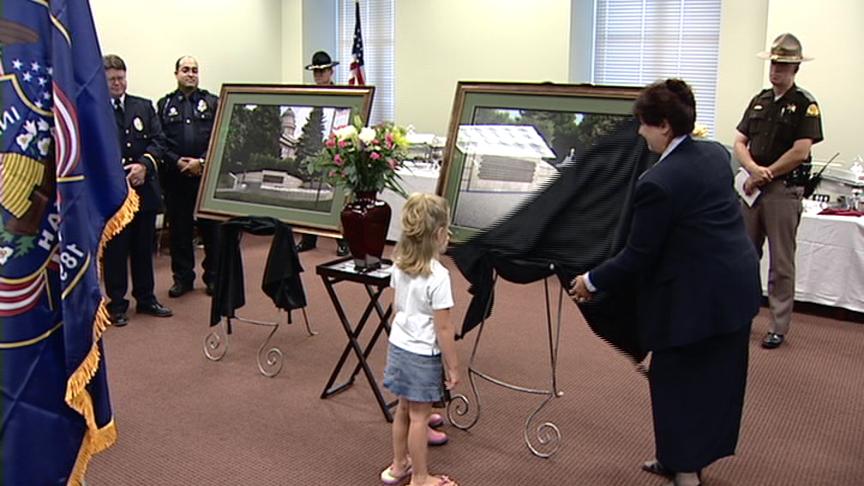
295 107 327 173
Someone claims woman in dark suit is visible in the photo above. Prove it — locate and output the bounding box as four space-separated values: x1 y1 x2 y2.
570 79 761 486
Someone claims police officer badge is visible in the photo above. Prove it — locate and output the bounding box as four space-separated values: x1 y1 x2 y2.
806 103 820 117
197 99 207 113
133 116 144 131
168 106 178 117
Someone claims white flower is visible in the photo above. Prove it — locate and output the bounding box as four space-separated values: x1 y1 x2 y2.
358 127 376 144
23 120 37 135
0 246 13 265
37 119 50 132
16 133 33 151
37 137 51 157
334 125 358 140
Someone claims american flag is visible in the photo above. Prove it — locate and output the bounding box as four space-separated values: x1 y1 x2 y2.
348 0 365 86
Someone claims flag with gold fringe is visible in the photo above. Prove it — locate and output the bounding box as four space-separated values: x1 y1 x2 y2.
0 0 136 484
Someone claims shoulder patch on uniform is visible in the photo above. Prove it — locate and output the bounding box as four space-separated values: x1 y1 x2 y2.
805 103 820 117
797 87 817 103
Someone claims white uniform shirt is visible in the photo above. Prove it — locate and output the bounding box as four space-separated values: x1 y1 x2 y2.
389 259 454 356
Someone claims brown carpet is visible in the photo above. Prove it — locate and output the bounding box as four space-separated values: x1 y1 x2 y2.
87 236 864 485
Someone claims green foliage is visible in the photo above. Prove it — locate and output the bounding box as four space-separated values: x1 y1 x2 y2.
306 116 410 197
295 107 327 169
222 104 282 173
473 108 514 125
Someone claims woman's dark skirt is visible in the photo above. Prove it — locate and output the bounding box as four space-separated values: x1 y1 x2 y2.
649 323 750 472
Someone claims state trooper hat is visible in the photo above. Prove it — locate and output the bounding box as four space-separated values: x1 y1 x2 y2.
305 51 339 70
757 33 813 63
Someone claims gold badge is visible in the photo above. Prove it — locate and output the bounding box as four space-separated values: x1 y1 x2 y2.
197 99 208 113
133 117 144 131
806 103 820 117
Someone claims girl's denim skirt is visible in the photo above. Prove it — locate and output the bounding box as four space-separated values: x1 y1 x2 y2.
383 343 444 403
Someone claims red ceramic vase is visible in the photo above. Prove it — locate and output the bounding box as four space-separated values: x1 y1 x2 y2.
340 191 391 270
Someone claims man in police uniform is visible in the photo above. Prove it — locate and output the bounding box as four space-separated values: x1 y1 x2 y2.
103 54 173 326
157 56 219 297
734 33 823 349
295 51 350 256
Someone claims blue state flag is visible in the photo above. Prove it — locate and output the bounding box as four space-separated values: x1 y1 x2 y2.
0 0 137 484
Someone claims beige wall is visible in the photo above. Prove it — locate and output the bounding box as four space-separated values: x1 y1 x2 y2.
281 0 305 84
90 0 861 166
394 0 572 134
91 0 283 103
714 0 770 150
765 0 864 166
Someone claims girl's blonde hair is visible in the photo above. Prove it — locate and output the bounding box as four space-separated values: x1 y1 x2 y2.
394 193 450 277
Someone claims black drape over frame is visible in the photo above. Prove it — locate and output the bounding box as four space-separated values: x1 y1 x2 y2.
450 120 655 362
210 216 307 328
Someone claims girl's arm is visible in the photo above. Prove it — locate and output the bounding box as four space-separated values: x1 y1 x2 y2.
433 308 460 389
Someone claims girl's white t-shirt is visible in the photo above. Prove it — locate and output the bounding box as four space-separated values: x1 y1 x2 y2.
389 259 454 356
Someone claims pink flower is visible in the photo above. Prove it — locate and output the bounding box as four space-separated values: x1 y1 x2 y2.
325 139 336 148
333 154 343 166
328 170 336 178
385 133 394 144
370 152 381 160
338 140 348 148
387 158 397 169
372 139 380 145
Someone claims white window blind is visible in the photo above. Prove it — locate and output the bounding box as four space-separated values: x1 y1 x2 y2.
593 0 721 135
337 0 395 125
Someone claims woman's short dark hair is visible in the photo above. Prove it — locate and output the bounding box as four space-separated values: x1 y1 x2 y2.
633 79 696 137
103 54 126 71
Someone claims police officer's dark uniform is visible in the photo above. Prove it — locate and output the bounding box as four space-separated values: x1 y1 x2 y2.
157 87 219 296
105 93 173 323
736 33 823 349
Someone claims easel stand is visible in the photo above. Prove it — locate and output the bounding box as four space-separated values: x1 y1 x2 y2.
203 309 315 377
447 270 565 458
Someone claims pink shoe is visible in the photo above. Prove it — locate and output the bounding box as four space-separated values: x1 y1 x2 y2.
427 426 448 446
428 412 445 428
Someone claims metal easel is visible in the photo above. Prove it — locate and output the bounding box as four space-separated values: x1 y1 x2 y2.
447 265 565 458
203 308 315 377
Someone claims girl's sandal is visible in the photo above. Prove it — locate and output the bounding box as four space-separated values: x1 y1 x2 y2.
381 464 413 485
435 475 458 486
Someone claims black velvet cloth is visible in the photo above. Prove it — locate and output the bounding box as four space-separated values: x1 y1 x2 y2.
209 216 307 328
450 120 655 362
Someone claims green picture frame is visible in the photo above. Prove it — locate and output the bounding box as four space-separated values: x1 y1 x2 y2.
195 84 375 237
437 82 641 242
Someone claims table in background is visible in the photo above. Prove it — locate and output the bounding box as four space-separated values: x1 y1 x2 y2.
760 212 864 313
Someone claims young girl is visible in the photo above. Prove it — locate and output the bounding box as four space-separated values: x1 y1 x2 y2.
380 193 460 486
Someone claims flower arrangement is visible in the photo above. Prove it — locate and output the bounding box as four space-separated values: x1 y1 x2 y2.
308 115 410 197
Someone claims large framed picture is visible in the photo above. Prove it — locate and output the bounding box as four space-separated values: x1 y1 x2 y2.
195 84 375 236
438 82 641 241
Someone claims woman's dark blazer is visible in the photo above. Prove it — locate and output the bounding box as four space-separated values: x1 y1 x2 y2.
590 136 761 351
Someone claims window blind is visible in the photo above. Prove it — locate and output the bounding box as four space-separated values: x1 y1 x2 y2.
337 0 395 125
593 0 722 135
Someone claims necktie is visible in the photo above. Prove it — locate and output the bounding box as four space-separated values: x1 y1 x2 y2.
113 98 124 126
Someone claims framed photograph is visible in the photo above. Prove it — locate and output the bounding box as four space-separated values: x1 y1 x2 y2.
195 84 375 236
437 82 641 241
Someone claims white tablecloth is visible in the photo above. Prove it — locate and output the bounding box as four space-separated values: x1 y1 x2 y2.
760 212 864 312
